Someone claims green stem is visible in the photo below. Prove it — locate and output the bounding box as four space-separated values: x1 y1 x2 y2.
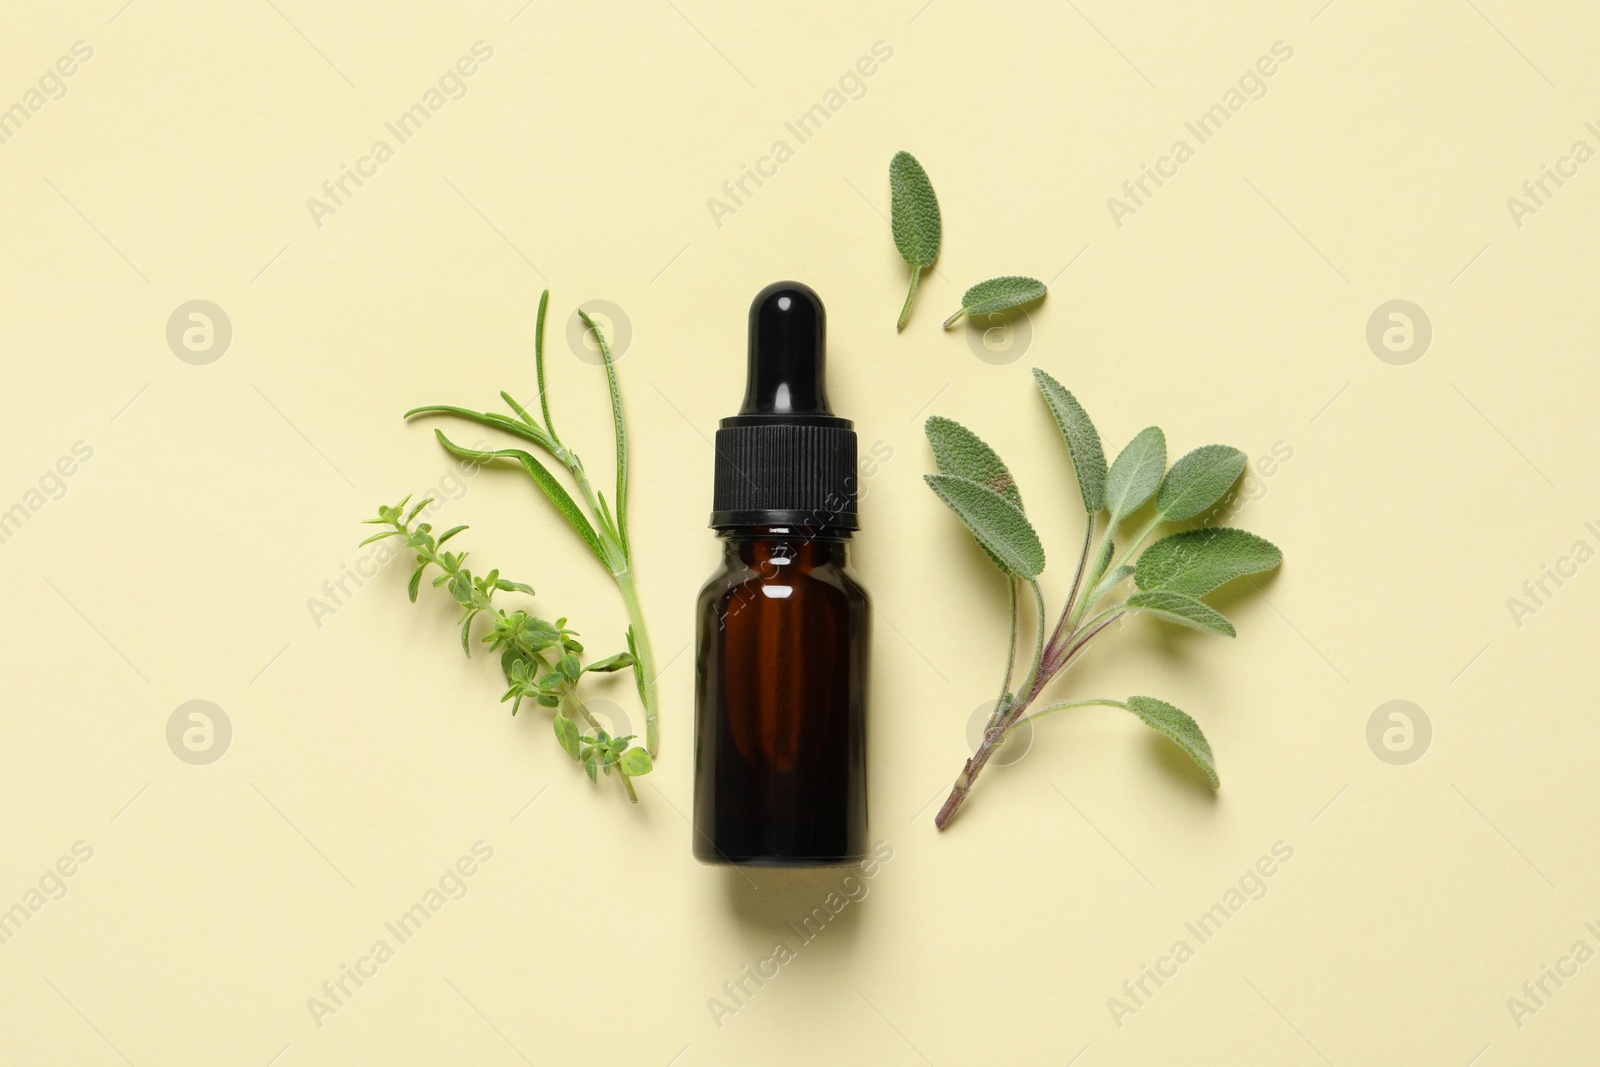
1074 603 1126 642
562 683 638 802
997 579 1019 702
1013 579 1048 702
897 267 921 332
616 570 659 756
1111 516 1162 576
1043 518 1096 668
1007 697 1134 738
1072 526 1118 627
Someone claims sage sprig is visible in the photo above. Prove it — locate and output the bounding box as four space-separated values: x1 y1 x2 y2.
925 369 1282 829
403 290 659 756
362 498 651 800
942 276 1047 329
890 150 941 332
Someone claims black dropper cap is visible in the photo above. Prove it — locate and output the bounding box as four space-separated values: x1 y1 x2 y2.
710 282 859 531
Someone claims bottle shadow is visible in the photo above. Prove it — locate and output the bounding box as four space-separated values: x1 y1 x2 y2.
717 863 872 961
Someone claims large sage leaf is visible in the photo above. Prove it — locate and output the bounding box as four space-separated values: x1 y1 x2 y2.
1156 445 1247 522
1104 426 1166 525
1125 696 1218 788
924 474 1045 578
1134 528 1282 598
925 416 1022 510
1033 369 1106 513
1125 590 1235 636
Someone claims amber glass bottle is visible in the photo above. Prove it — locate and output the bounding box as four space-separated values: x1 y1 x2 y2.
693 282 870 866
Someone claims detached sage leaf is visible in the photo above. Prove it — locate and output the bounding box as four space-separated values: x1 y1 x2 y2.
925 416 1022 509
1156 445 1247 523
924 473 1046 579
944 276 1046 329
890 151 941 331
1126 590 1235 636
1104 426 1167 525
1033 369 1106 513
1134 528 1282 598
619 747 653 776
1125 696 1218 788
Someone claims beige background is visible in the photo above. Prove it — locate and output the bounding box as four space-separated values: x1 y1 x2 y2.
2 1 1596 1064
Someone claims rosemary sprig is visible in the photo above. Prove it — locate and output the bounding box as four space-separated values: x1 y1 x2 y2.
404 290 659 756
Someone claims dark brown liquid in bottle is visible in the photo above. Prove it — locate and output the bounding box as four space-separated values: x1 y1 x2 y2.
694 527 869 865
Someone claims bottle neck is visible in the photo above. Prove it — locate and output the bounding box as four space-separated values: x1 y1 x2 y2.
719 526 851 567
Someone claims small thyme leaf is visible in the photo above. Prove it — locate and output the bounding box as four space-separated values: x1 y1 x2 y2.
943 276 1046 329
553 714 581 761
890 150 941 331
619 747 653 776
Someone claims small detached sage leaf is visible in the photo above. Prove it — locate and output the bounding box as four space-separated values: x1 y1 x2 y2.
1156 445 1247 523
890 151 941 332
1125 696 1218 788
1104 426 1167 525
944 276 1046 329
924 473 1045 579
